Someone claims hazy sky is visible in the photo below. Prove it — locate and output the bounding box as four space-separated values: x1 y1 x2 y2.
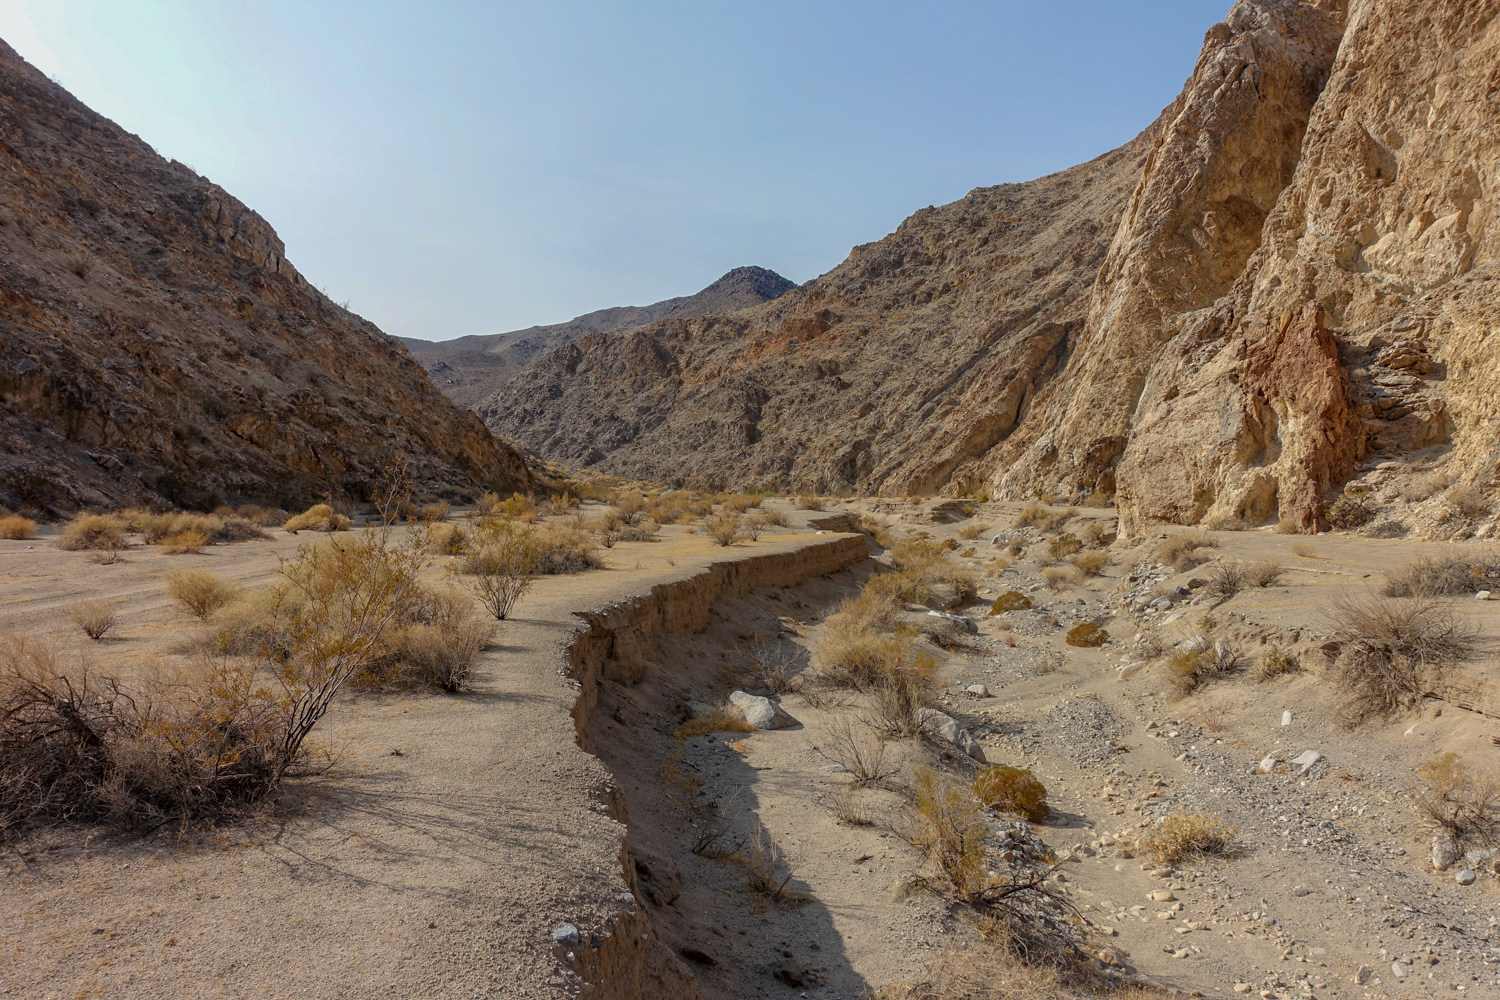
0 1 1226 340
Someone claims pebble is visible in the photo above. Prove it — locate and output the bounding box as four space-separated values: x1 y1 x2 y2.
551 923 581 945
1454 869 1477 885
1148 890 1176 902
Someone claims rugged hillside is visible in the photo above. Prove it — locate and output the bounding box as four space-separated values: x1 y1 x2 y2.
484 0 1500 534
0 40 533 515
403 265 795 407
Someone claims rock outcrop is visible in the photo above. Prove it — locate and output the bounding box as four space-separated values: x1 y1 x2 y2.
0 40 534 515
484 0 1500 534
405 266 795 407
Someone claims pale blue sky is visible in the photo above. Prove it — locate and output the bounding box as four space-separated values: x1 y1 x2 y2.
0 1 1226 340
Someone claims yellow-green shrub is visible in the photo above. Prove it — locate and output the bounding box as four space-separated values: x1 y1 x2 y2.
973 765 1049 822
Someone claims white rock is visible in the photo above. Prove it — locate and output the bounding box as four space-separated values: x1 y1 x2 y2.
1352 965 1372 985
915 708 987 762
927 609 979 634
551 922 581 945
1454 868 1478 885
1117 660 1145 679
1257 756 1280 774
965 683 991 698
1391 960 1409 978
1281 710 1293 727
1477 590 1492 600
1291 749 1322 774
727 690 788 730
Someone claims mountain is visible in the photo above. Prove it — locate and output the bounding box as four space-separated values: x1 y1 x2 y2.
0 40 534 516
402 266 796 407
481 0 1500 535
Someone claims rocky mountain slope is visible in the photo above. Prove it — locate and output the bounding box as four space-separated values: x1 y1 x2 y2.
0 40 533 516
403 266 795 407
483 0 1499 535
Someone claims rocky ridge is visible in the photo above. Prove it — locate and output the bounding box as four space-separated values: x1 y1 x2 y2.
405 266 795 407
483 0 1500 536
0 39 533 515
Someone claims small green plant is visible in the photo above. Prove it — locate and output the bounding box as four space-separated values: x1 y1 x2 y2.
972 765 1049 822
1252 645 1300 680
1047 533 1082 558
1065 622 1108 647
989 590 1033 614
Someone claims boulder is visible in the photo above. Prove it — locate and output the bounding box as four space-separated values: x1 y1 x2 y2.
915 708 986 762
727 690 790 730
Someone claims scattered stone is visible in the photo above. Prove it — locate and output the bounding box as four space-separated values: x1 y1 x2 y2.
1352 965 1372 985
1281 710 1293 727
1476 590 1492 601
928 609 978 634
1147 890 1176 902
1454 869 1477 886
1290 750 1322 774
1391 960 1409 979
680 947 717 966
1258 755 1281 774
965 683 991 698
551 923 581 946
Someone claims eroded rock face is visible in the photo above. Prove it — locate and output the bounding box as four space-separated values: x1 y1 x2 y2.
485 0 1500 535
0 41 533 514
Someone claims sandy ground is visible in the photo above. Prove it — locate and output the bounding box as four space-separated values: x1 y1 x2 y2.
577 501 1500 999
0 510 852 999
6 500 1500 1000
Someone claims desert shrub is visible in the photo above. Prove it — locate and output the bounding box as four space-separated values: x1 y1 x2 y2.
360 584 488 692
1324 593 1478 720
66 600 118 641
973 765 1048 822
126 511 223 545
1143 810 1239 865
1324 493 1374 530
816 715 894 785
161 530 208 555
1155 531 1216 573
210 516 270 543
1291 540 1318 559
0 515 37 540
890 537 977 607
166 570 239 619
1077 521 1109 547
425 521 469 555
957 521 989 541
1004 537 1027 559
1246 559 1285 588
989 590 1034 614
796 495 826 511
1382 555 1495 598
531 518 603 573
1205 560 1246 600
674 706 757 742
460 519 539 620
1415 752 1499 850
706 511 743 546
495 493 537 521
758 507 790 528
58 514 127 552
283 503 352 533
237 504 289 527
1041 566 1081 591
1012 505 1047 529
1252 645 1300 681
418 501 450 522
719 492 764 513
1064 622 1108 648
870 660 938 737
1046 534 1082 558
1167 640 1238 697
1069 550 1108 576
912 767 989 901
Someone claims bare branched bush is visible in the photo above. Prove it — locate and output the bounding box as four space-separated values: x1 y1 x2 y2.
459 518 538 620
815 715 894 785
166 570 239 620
733 816 808 908
1040 565 1081 591
957 521 990 541
1069 550 1108 576
1324 593 1479 721
360 584 489 692
1415 752 1499 850
1205 560 1246 600
796 495 826 511
66 599 118 641
758 507 790 527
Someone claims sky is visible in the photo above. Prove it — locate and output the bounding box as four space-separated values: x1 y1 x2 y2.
0 1 1227 341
